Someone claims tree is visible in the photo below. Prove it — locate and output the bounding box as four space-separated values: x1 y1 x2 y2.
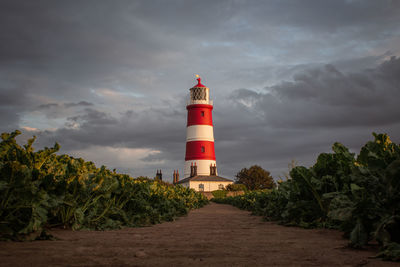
235 165 275 190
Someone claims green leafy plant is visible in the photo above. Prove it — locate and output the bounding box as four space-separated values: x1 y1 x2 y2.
211 190 227 199
214 133 400 261
0 130 208 240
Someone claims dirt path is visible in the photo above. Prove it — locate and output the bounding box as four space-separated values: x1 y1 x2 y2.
0 203 397 267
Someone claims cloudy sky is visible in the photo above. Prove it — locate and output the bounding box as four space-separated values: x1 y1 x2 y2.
1 0 400 181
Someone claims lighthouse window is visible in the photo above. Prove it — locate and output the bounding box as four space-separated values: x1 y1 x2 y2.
192 88 207 100
201 111 205 117
201 146 205 153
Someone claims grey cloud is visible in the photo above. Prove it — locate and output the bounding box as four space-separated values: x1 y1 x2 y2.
37 104 185 152
1 0 399 96
229 57 400 129
38 101 93 109
0 73 41 131
64 101 93 108
38 103 59 109
66 108 117 126
214 57 400 177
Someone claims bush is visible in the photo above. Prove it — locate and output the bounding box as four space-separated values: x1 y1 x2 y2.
226 183 247 191
211 190 227 199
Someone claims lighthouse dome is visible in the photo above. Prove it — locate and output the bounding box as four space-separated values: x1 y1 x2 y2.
193 77 206 88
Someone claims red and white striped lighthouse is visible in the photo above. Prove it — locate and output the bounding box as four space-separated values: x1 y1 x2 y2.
184 76 217 177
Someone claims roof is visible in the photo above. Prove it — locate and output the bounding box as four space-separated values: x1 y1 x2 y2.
177 175 233 184
192 77 206 88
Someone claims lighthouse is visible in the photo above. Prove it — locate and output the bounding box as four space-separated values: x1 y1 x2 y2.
184 76 216 177
176 76 233 192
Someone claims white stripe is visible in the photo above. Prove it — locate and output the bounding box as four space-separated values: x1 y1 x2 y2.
184 160 217 177
186 125 214 141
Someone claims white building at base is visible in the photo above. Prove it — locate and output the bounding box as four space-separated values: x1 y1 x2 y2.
176 175 233 192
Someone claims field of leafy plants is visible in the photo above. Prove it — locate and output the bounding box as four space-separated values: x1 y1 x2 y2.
213 133 400 261
0 130 208 241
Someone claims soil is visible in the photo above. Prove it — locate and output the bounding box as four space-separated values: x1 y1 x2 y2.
0 203 398 267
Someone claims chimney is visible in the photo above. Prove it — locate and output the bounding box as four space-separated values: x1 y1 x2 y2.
193 162 197 176
173 170 180 184
190 162 194 177
155 169 162 181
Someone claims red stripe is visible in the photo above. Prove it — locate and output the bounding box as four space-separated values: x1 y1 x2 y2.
187 104 213 126
185 141 216 160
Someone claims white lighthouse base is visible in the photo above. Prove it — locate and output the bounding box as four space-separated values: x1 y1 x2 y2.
184 159 217 178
